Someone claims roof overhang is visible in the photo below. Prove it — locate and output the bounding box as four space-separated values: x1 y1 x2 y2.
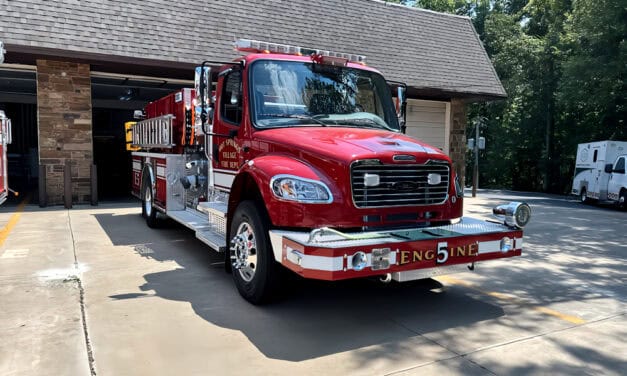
3 43 507 103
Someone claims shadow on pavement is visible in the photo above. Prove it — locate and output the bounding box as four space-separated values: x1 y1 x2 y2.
94 212 505 362
467 190 627 304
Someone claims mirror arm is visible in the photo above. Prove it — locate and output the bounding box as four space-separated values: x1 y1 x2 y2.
198 61 211 134
400 100 407 134
206 132 235 139
389 81 408 134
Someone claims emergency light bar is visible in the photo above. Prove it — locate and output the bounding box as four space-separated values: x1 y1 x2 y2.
234 39 367 65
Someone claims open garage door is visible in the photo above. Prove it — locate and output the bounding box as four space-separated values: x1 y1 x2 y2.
404 99 450 155
91 72 192 199
0 65 38 201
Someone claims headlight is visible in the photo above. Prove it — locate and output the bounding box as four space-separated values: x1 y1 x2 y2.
493 202 531 229
270 175 333 203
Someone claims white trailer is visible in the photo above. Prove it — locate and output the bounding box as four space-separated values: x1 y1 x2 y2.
572 140 627 208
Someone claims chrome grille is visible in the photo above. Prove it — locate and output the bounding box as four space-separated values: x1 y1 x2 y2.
351 162 450 208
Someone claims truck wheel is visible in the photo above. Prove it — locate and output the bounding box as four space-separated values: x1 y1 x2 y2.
142 181 158 228
580 188 589 204
620 191 627 211
229 200 281 304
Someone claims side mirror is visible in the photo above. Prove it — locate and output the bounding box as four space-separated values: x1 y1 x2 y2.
396 85 407 134
195 65 212 130
0 41 5 65
5 118 11 145
605 164 613 173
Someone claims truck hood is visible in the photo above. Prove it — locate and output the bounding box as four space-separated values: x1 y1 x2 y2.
253 127 448 165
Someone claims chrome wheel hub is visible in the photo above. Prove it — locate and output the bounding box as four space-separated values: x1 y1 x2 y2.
230 222 258 282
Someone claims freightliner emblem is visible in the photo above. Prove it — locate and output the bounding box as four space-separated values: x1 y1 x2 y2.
389 181 418 191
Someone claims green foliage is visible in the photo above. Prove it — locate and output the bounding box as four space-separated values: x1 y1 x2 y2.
559 0 627 141
475 11 549 190
396 0 627 193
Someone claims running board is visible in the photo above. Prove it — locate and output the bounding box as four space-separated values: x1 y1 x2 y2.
197 201 227 238
196 229 227 252
167 209 227 252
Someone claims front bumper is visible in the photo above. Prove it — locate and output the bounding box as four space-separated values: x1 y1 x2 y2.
269 217 523 281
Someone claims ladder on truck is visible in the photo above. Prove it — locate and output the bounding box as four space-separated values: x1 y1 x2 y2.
131 115 176 148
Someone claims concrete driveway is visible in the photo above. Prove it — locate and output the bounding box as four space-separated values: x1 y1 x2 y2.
0 191 625 375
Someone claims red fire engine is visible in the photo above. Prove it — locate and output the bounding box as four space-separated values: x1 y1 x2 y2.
128 40 531 304
0 110 12 205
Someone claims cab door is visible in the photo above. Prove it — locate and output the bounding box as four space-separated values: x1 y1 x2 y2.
212 68 244 192
607 156 626 201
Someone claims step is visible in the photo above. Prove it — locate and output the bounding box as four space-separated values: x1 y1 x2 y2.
197 202 227 236
168 208 226 252
197 201 227 217
167 209 211 232
196 228 227 252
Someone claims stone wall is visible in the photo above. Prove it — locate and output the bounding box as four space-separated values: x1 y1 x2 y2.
448 99 467 185
37 60 93 205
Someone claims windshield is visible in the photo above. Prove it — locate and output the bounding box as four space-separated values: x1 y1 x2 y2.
250 60 400 131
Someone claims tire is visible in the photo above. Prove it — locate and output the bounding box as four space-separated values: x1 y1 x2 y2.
229 200 281 304
580 187 589 204
142 180 158 228
619 190 627 211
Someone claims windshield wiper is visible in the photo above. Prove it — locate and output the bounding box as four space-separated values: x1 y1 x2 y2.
338 118 396 131
258 113 329 127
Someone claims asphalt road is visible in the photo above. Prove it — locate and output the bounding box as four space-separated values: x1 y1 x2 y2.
0 191 625 375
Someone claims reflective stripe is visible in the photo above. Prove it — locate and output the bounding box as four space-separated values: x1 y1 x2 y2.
478 240 501 254
479 238 523 254
286 246 344 271
283 239 522 271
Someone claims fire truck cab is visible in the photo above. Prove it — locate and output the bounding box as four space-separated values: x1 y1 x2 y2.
129 40 531 304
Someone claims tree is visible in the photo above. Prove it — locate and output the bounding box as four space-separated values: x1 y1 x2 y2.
478 9 548 190
559 0 627 142
392 0 627 193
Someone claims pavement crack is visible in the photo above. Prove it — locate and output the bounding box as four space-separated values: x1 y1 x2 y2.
387 312 626 376
384 312 625 376
388 317 462 356
68 210 97 376
462 311 626 357
383 318 494 376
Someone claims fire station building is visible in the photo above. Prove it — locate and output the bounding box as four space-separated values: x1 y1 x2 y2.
0 0 505 205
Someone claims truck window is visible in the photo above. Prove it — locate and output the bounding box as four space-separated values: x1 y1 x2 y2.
250 60 399 131
615 157 625 173
221 71 242 125
593 150 598 162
